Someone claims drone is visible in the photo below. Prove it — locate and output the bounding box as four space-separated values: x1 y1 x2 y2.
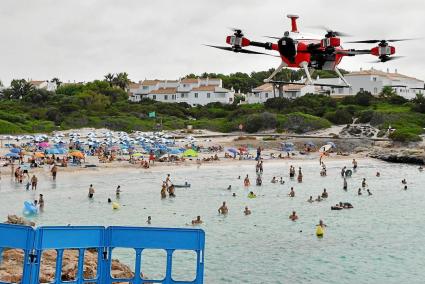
206 14 414 87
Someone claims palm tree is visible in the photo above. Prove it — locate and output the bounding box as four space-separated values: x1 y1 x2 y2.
51 77 62 87
9 79 35 100
104 73 115 87
113 72 131 90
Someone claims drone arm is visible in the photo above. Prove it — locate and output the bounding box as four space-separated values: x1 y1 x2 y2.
336 49 371 56
246 41 279 51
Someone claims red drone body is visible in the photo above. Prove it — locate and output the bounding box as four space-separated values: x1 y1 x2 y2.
208 14 406 87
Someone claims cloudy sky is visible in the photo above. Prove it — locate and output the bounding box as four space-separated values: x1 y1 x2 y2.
1 0 424 85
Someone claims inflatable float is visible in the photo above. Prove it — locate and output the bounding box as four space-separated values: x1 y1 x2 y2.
345 170 352 177
174 183 191 188
316 226 324 237
248 193 257 199
23 201 38 216
112 202 120 210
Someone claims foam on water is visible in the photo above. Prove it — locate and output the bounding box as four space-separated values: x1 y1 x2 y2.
1 159 424 283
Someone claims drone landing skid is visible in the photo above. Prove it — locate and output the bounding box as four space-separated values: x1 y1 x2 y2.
269 81 350 89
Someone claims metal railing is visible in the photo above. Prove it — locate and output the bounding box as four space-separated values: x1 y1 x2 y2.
0 224 205 284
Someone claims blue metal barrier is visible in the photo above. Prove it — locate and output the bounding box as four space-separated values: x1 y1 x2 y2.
0 224 205 284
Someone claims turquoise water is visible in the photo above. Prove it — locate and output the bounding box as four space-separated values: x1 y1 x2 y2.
1 159 425 283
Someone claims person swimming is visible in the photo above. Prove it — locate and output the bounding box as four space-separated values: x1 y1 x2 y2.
352 159 358 169
147 216 152 224
218 202 228 214
331 204 343 210
361 178 367 188
271 177 277 183
376 172 381 177
419 166 424 171
341 166 346 177
288 187 295 197
168 184 176 197
315 195 322 202
256 175 262 186
404 185 408 190
161 183 167 199
88 184 95 199
227 185 232 190
116 185 121 198
289 165 295 178
401 179 407 184
244 175 251 187
107 198 112 203
321 188 328 198
297 167 303 183
367 189 372 196
289 211 298 221
343 177 347 190
244 206 251 215
279 177 285 184
232 193 236 197
307 196 314 203
192 215 202 225
248 191 256 198
358 188 362 195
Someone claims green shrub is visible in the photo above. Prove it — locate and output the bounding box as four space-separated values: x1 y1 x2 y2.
389 129 422 142
324 109 352 125
0 119 24 134
279 112 331 133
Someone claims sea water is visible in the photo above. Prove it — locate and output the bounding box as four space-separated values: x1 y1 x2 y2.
0 159 424 283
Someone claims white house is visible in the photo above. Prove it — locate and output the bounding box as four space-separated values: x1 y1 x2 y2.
128 78 234 106
30 80 57 92
247 83 317 104
313 68 424 99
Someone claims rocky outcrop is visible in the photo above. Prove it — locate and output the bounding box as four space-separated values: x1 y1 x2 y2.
4 215 35 227
340 124 378 138
369 148 425 165
0 249 136 283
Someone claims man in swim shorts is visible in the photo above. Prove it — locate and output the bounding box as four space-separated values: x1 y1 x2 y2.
218 202 228 214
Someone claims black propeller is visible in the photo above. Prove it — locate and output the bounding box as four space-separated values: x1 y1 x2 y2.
309 25 351 37
204 45 278 57
348 39 415 44
228 27 244 37
372 55 404 63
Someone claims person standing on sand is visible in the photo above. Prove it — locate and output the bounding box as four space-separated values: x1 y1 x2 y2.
31 175 38 190
51 164 58 180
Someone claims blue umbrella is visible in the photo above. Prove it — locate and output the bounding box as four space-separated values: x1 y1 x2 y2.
169 149 182 155
306 142 315 147
327 142 336 148
5 152 19 158
227 148 238 154
10 148 21 153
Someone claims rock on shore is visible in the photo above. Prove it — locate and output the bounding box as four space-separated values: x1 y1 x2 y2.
0 249 135 283
369 148 425 165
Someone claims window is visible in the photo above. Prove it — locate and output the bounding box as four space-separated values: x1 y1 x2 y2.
194 93 198 98
143 86 149 90
372 77 377 82
152 95 156 100
360 88 364 92
207 93 211 98
373 87 378 94
181 94 185 98
265 93 269 98
164 95 168 100
183 84 188 87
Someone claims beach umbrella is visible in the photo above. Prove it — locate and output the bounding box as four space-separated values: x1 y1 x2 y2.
326 142 336 148
38 142 50 148
227 148 238 154
169 149 182 155
281 142 294 152
34 152 45 158
183 149 198 157
70 151 84 158
319 144 332 153
132 153 143 157
10 148 21 153
306 142 315 147
5 153 19 158
21 164 30 171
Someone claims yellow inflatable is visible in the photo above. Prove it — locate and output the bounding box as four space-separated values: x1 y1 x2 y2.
112 202 120 210
316 225 324 237
248 193 257 199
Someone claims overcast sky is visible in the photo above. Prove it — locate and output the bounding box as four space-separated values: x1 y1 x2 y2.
1 0 424 85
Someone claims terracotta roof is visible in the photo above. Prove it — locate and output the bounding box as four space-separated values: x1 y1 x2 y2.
141 80 161 86
30 80 46 86
191 85 216 92
128 83 141 89
150 87 177 94
181 78 199 84
347 69 423 82
283 84 305 91
252 83 274 92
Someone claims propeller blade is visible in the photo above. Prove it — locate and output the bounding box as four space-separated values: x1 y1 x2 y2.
370 56 404 63
307 25 351 37
204 45 279 57
204 45 234 52
264 36 281 40
348 38 417 44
